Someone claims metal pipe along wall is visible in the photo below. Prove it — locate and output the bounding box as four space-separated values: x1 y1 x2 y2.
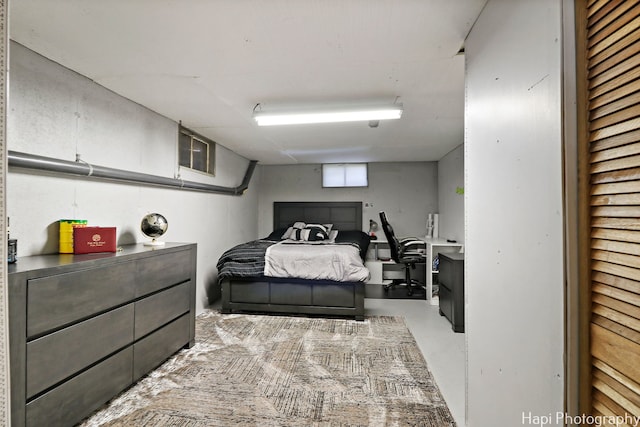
8 150 258 196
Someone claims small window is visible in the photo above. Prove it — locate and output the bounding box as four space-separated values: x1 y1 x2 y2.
322 163 368 188
179 126 215 175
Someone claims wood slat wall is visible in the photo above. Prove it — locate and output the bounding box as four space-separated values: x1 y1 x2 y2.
587 0 640 421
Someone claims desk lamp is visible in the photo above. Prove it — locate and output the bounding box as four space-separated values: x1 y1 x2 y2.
369 219 378 240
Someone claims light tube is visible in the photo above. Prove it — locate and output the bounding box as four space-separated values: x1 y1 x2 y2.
253 105 403 126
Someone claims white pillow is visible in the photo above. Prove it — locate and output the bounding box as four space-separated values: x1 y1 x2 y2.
281 222 306 240
289 224 329 241
305 223 330 234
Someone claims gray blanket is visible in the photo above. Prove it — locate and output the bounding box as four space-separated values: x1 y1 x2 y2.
217 238 370 282
264 241 370 282
216 239 275 280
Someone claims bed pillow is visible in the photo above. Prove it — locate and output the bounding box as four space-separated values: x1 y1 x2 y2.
265 227 289 240
281 227 293 240
335 230 371 259
281 221 306 240
306 223 332 234
281 222 333 241
289 224 329 241
316 223 333 233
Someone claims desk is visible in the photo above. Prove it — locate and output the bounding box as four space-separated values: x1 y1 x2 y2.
368 238 427 260
368 238 388 260
424 238 464 305
365 239 390 284
365 238 427 286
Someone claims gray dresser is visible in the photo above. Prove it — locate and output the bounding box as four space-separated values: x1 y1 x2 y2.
8 243 197 427
438 252 465 333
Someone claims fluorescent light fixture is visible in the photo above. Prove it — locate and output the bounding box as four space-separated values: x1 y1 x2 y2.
253 104 403 126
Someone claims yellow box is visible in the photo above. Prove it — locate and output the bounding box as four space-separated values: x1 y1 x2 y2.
59 241 74 253
59 219 87 253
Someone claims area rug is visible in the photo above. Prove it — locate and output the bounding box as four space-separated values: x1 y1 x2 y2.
80 310 456 426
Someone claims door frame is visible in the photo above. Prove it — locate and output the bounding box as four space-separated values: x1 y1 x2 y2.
563 0 592 419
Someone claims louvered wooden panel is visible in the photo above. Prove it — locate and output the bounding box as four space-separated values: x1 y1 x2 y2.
591 129 640 153
588 1 639 39
586 1 640 420
588 38 640 82
589 28 640 69
592 195 640 208
592 217 640 230
591 325 640 385
590 117 640 140
589 58 640 98
588 14 640 52
590 105 640 132
592 205 640 217
591 154 640 173
592 250 640 270
592 370 640 418
592 239 640 256
592 271 640 294
591 141 640 162
591 260 640 282
594 293 640 319
591 180 640 194
594 368 640 409
593 314 640 345
588 0 608 18
591 91 640 122
594 358 640 398
591 87 638 113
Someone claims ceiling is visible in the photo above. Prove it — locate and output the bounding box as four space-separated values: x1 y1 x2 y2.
9 0 487 165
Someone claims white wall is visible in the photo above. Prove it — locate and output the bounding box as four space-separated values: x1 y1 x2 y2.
465 1 564 425
257 162 438 239
438 144 464 242
7 42 260 311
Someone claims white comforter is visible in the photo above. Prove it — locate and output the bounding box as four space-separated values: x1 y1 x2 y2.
264 240 370 282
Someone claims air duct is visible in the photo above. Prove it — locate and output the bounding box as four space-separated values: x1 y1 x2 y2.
8 150 257 196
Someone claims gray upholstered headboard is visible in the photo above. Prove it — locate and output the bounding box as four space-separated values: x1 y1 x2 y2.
273 202 363 231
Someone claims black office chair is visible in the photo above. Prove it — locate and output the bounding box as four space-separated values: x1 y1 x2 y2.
379 211 426 296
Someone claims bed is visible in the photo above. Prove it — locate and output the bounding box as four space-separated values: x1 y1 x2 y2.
218 201 369 320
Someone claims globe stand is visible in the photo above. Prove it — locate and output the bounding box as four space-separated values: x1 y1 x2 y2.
141 213 168 247
144 238 165 247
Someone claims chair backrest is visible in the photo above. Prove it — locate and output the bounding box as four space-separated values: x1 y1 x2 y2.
379 211 401 263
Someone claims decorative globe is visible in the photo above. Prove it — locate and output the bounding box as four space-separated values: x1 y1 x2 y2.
141 213 168 246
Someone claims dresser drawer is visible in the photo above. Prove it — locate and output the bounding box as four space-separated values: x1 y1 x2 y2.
27 261 136 338
26 304 134 399
26 347 133 427
133 313 190 381
10 243 196 427
135 282 190 340
135 250 192 297
439 283 452 323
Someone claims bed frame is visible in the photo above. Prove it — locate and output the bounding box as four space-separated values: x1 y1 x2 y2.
220 201 366 320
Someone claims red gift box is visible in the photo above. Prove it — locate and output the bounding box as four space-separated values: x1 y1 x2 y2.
73 227 117 254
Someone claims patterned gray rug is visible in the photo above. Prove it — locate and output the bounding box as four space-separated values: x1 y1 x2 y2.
80 310 456 426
